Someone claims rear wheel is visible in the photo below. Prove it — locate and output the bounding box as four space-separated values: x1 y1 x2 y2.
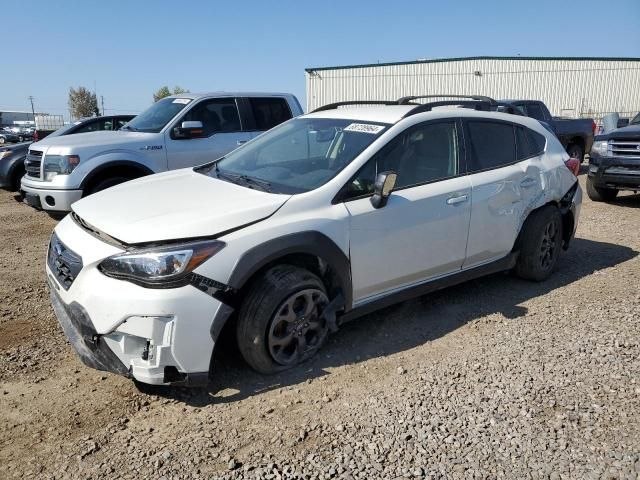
236 265 330 374
586 176 618 202
566 143 584 162
515 205 563 282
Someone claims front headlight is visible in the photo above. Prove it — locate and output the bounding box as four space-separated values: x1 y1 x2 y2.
99 240 225 288
43 154 80 181
0 150 12 160
591 140 609 157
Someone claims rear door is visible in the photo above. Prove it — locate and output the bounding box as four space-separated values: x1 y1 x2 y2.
462 119 543 268
165 97 253 169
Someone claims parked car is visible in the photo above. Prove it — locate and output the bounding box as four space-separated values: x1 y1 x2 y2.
587 112 640 201
21 93 302 214
0 129 21 144
499 100 595 161
0 115 136 192
45 114 136 139
0 142 31 189
47 95 581 386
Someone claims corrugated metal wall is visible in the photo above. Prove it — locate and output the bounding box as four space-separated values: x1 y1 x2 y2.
306 58 640 120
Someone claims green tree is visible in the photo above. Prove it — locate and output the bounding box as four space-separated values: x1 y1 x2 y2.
68 86 100 118
153 85 189 102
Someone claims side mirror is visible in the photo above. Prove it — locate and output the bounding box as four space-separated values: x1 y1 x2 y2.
370 171 397 209
173 120 204 139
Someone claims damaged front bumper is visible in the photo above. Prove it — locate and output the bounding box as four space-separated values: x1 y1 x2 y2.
47 215 234 386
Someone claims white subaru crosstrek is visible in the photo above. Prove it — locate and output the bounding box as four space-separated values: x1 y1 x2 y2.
47 95 581 386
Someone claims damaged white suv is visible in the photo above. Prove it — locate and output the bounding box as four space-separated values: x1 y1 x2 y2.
47 95 581 386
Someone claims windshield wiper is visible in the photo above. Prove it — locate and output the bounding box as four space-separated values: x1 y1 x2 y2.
214 164 272 192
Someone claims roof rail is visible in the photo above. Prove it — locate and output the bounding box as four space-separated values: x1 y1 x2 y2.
311 100 398 113
397 94 497 105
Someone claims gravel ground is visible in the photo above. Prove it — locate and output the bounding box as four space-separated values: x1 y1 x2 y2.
0 173 639 479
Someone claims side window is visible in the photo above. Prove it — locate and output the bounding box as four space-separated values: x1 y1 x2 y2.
515 126 534 160
346 121 458 198
181 98 241 136
115 118 130 130
524 104 546 121
74 120 101 134
526 129 546 154
249 97 293 131
516 126 547 159
467 121 516 172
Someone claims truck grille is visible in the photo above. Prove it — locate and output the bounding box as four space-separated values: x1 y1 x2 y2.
47 233 83 290
610 140 640 158
25 149 43 179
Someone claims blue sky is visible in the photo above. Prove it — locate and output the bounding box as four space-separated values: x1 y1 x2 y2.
2 0 639 119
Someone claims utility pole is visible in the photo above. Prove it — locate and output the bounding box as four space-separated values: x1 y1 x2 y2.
101 96 105 116
28 96 36 121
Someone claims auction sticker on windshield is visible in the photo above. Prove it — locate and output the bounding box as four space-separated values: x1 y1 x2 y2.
172 98 191 104
343 123 385 134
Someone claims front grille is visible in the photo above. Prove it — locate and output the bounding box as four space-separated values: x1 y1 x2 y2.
25 149 43 178
47 233 83 290
610 140 640 158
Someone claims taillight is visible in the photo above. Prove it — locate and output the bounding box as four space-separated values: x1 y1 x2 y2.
564 158 580 176
591 121 596 134
34 131 39 141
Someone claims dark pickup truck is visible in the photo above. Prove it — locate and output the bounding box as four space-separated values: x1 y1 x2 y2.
587 112 640 201
500 100 595 161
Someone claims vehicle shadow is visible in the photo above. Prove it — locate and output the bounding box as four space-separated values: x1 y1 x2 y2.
611 193 640 208
145 237 638 406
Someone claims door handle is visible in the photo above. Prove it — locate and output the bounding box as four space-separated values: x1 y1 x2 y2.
520 177 536 188
237 140 247 146
446 194 468 205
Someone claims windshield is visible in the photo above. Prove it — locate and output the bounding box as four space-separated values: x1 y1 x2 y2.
123 97 192 133
202 117 389 194
47 122 81 138
631 113 640 125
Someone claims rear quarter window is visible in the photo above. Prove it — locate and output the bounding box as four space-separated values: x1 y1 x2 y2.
249 97 292 130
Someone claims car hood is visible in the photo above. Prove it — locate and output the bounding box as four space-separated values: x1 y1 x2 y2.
71 169 291 244
30 130 157 152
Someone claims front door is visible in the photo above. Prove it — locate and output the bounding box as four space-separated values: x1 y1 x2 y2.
343 120 472 303
165 97 253 170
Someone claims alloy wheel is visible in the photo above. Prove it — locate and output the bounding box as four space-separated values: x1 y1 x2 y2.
267 288 329 366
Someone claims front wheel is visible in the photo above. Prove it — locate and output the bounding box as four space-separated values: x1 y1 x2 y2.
86 176 131 196
236 265 330 374
515 206 563 282
586 176 618 202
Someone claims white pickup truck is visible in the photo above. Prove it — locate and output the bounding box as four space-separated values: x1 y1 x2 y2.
21 92 302 213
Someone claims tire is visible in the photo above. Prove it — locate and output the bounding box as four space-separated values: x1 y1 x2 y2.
0 137 5 145
236 265 330 374
86 176 131 195
11 166 26 191
515 205 563 282
586 176 618 202
566 144 584 162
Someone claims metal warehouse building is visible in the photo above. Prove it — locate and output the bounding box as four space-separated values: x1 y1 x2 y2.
305 56 640 121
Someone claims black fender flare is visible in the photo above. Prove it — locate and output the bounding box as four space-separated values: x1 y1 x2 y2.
79 161 155 189
209 231 352 346
227 231 352 309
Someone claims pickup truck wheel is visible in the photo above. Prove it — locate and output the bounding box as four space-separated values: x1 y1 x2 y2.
86 176 131 195
236 265 330 374
515 205 563 282
566 144 584 162
586 177 618 202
